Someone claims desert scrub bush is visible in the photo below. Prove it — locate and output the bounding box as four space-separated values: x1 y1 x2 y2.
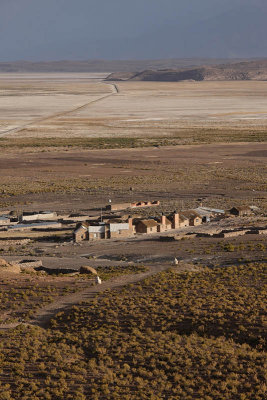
0 263 266 399
54 263 267 349
0 127 266 151
0 277 89 322
96 264 147 280
223 243 236 252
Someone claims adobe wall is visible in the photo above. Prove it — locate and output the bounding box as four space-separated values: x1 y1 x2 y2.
107 203 131 211
179 221 189 228
110 229 132 239
107 201 160 211
74 228 88 242
189 218 202 227
131 201 160 208
157 223 172 233
22 213 57 222
214 230 248 238
88 232 106 241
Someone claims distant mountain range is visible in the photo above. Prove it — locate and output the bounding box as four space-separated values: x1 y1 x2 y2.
0 58 257 73
106 60 267 82
0 58 266 74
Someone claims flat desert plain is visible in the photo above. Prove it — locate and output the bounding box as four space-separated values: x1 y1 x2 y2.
0 73 112 137
0 74 267 140
0 73 266 211
0 143 266 212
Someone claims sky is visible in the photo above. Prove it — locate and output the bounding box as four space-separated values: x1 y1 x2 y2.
0 0 266 61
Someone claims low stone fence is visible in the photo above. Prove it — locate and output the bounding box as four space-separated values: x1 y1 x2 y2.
17 260 43 270
213 229 249 238
160 226 267 242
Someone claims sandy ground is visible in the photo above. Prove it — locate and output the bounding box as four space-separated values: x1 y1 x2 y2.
0 76 267 138
0 74 112 135
0 73 109 81
74 81 267 124
1 142 266 178
0 142 266 212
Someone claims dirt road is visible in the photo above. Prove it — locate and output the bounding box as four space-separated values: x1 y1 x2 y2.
0 83 118 137
0 264 169 331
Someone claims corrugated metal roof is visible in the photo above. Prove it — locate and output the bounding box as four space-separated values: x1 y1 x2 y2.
88 226 105 233
200 207 225 214
9 222 61 230
194 208 212 217
110 223 130 232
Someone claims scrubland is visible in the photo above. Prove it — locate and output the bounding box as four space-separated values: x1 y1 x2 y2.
0 263 266 399
0 142 266 212
0 265 147 325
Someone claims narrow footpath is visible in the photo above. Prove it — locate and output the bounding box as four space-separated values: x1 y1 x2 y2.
0 264 169 331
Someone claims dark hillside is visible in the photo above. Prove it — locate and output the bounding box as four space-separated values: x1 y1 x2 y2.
106 60 267 81
0 58 257 73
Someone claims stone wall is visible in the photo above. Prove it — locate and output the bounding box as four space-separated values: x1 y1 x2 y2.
214 230 248 238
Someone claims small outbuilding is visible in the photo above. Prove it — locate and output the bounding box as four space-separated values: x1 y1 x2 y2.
74 223 89 242
179 215 190 228
180 211 202 227
135 219 158 234
156 214 172 233
230 206 252 217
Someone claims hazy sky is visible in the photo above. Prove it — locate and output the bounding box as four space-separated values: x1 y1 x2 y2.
0 0 266 61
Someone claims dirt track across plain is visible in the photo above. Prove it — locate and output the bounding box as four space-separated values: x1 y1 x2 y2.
0 82 117 137
0 265 169 330
31 264 169 328
1 76 267 139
